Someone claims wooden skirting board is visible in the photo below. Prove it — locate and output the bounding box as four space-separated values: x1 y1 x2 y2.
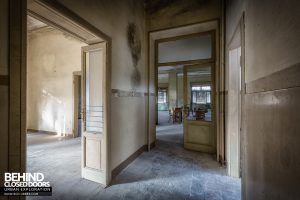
27 129 72 137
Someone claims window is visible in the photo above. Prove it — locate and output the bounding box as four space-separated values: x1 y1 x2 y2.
158 88 167 103
191 85 211 104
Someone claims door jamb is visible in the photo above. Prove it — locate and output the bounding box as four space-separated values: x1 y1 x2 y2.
225 13 245 178
149 24 219 157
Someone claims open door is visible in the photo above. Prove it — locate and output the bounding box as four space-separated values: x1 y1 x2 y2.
81 43 108 186
183 64 216 153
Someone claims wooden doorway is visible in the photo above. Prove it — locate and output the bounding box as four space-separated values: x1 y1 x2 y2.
27 0 112 186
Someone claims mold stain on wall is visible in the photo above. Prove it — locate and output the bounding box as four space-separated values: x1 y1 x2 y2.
127 22 141 91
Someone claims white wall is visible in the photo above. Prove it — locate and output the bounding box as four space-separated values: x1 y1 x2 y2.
27 27 85 135
54 0 146 170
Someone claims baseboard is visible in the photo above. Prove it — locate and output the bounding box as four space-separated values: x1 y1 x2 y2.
111 141 157 180
150 141 156 150
27 129 72 136
111 144 147 179
111 144 147 180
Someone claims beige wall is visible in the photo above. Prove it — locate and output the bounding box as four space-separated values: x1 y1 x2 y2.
55 0 146 170
226 0 300 199
27 27 85 135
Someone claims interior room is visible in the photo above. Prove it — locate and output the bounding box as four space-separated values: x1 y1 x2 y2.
157 66 184 144
154 27 241 199
1 0 299 200
26 14 86 191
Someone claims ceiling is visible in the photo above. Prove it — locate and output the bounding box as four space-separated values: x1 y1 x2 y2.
27 15 48 31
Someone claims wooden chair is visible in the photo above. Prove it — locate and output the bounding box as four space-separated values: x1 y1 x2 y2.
173 107 182 123
195 108 206 120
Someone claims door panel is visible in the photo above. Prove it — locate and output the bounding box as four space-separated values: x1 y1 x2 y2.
81 42 107 185
227 46 241 177
184 120 215 153
183 64 216 153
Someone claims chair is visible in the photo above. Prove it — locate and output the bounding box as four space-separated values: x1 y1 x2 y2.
173 107 182 123
195 108 206 120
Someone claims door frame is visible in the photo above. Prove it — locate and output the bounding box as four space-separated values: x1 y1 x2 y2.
147 20 221 160
25 0 112 184
73 71 82 138
155 30 216 123
225 13 245 178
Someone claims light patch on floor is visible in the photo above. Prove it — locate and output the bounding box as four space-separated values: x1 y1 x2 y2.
27 128 240 200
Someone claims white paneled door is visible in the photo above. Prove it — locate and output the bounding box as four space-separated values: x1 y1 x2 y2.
81 43 108 186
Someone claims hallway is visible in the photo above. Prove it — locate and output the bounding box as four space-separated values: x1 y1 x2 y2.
27 130 240 200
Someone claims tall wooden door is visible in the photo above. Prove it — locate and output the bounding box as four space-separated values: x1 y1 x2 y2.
81 42 108 186
183 64 216 153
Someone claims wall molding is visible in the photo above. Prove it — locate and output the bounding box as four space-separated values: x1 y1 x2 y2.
246 63 300 94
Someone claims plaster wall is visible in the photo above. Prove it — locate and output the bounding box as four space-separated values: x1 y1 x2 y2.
27 27 85 135
226 0 300 199
55 0 146 170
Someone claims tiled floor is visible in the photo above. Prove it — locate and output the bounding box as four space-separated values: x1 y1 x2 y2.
27 126 240 200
